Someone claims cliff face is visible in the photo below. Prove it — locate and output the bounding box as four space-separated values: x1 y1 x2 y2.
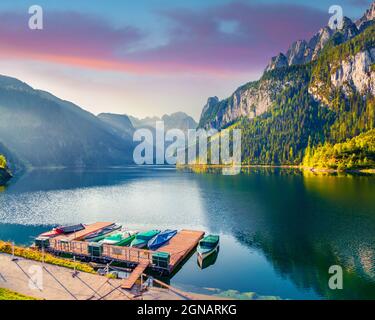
198 2 375 131
309 48 375 105
199 76 301 130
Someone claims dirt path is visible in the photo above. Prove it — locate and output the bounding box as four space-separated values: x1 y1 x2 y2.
0 253 221 300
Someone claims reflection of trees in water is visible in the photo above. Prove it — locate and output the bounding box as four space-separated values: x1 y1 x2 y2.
237 231 375 299
196 169 375 299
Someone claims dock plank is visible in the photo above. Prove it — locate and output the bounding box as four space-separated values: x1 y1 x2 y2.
157 230 205 271
122 262 149 290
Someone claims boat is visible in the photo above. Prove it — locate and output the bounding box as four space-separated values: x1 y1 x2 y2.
100 231 138 246
148 229 177 251
196 235 220 261
55 224 85 234
197 247 219 269
39 223 85 238
39 229 62 238
84 223 122 242
130 230 160 249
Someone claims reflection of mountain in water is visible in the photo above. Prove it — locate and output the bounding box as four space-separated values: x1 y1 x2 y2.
5 166 177 193
195 168 375 299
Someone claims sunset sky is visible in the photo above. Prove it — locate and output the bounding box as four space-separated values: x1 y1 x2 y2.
0 0 371 119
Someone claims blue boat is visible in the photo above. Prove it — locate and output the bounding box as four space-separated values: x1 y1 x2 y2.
148 229 177 250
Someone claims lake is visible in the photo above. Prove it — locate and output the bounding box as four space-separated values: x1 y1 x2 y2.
0 166 374 300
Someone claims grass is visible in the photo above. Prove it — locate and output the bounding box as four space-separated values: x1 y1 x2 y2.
0 288 38 300
0 241 95 274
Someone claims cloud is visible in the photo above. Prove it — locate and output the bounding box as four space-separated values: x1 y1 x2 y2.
129 2 328 73
0 2 329 75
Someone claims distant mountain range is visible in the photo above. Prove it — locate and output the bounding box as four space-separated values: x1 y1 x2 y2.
0 76 197 168
198 2 375 168
129 112 197 133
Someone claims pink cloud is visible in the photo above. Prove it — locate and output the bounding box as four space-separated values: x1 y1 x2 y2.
0 3 329 75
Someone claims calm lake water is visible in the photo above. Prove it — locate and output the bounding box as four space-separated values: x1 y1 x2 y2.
0 166 374 300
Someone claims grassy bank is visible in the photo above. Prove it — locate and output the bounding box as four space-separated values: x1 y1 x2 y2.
0 288 38 300
0 241 95 274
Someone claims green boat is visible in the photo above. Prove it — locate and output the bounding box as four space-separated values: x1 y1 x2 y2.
197 235 220 262
130 230 160 249
100 231 138 246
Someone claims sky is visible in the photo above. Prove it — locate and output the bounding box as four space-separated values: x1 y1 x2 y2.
0 0 372 120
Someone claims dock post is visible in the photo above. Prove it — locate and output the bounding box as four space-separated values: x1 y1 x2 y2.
42 246 45 266
72 256 78 278
11 242 18 262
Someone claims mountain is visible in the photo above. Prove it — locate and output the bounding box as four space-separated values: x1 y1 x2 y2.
265 16 359 72
198 2 375 166
97 113 135 139
356 1 375 31
130 112 197 133
0 75 135 168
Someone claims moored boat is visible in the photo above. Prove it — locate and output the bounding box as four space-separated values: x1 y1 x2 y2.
197 235 220 261
100 231 138 246
130 230 160 249
148 229 177 251
39 223 85 238
55 224 85 234
84 223 122 242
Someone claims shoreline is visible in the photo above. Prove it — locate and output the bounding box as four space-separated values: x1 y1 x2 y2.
177 164 375 174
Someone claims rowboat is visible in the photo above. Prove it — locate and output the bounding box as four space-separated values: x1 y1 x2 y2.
55 224 85 234
197 235 220 261
39 223 85 238
148 229 177 251
100 231 138 246
130 230 160 249
197 247 219 269
84 223 122 242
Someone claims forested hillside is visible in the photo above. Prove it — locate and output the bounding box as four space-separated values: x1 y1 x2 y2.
199 8 375 169
303 129 375 170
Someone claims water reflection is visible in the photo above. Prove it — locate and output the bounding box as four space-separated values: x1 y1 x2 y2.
0 167 374 299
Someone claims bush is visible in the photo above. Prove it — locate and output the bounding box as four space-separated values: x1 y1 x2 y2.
0 155 6 169
0 241 95 274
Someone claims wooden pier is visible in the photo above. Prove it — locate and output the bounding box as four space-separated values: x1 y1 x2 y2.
47 228 205 276
157 230 205 270
122 262 149 289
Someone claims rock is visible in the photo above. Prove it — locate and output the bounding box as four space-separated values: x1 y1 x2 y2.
266 16 361 71
265 53 288 72
286 40 308 66
356 1 375 31
330 48 375 96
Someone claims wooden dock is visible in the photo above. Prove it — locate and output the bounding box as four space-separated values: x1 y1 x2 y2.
122 262 149 289
158 230 205 271
46 226 205 276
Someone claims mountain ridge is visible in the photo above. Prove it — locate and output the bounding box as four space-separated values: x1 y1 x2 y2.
198 2 375 166
0 75 135 168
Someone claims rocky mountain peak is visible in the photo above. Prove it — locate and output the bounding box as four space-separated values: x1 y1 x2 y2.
201 96 219 115
265 15 362 73
265 53 288 72
356 1 375 31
